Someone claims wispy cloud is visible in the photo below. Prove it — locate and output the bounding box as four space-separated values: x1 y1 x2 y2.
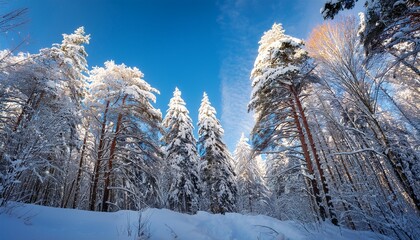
217 0 257 151
220 52 255 151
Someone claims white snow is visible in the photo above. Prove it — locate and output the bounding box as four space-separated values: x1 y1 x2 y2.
0 202 389 240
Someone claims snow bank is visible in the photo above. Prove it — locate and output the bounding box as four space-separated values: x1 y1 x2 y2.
0 203 389 240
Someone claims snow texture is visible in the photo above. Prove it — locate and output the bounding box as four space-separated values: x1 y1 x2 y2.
0 203 390 240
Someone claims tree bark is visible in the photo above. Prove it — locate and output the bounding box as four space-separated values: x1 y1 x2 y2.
290 86 338 225
72 124 89 209
102 95 127 212
89 100 110 211
313 115 357 229
289 95 326 221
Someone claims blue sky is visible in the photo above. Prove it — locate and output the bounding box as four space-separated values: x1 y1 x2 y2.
1 0 361 150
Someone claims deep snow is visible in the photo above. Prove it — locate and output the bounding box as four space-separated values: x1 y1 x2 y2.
0 203 389 240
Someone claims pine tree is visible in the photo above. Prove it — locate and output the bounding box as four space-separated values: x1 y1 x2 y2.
249 23 338 224
162 87 201 214
198 92 237 214
88 61 162 211
233 133 269 214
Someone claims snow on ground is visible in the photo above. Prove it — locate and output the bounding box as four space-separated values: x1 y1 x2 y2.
0 203 389 240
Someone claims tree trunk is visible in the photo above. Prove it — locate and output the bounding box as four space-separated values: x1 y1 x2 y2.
248 182 253 213
291 85 338 225
372 117 420 211
102 95 127 212
12 90 35 132
312 115 357 229
1 90 40 161
62 180 75 208
89 100 110 211
289 95 326 221
72 124 89 209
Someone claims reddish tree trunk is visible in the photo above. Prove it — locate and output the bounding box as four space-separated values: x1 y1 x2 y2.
289 95 326 221
313 115 356 228
12 90 35 132
101 95 127 212
89 100 110 211
291 86 338 225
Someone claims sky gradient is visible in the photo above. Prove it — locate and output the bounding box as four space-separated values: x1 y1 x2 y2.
0 0 361 150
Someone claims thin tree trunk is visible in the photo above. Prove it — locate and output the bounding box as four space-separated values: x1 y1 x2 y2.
72 124 89 209
62 180 75 208
89 100 110 211
12 90 35 132
248 182 253 213
291 85 337 224
328 131 374 231
380 86 420 132
102 95 127 212
1 89 37 161
312 115 355 229
289 95 326 221
371 117 420 211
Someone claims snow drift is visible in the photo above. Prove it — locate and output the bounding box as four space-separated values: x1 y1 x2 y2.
0 203 389 240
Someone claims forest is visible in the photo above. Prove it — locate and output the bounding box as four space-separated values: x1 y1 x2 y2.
0 0 418 239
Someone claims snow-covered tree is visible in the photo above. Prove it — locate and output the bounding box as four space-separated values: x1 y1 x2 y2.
233 134 269 214
265 152 315 222
0 27 89 207
322 0 419 75
198 92 237 214
249 23 337 224
88 60 162 211
162 87 201 214
307 16 419 211
306 17 419 238
69 112 93 209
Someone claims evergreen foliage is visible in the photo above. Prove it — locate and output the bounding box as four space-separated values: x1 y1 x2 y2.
198 93 237 214
233 134 269 214
162 87 201 214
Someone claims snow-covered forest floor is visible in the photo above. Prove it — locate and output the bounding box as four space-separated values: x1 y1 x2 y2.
0 202 389 240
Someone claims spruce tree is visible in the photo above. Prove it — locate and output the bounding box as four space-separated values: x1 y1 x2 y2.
198 93 237 214
162 87 201 214
233 134 269 214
